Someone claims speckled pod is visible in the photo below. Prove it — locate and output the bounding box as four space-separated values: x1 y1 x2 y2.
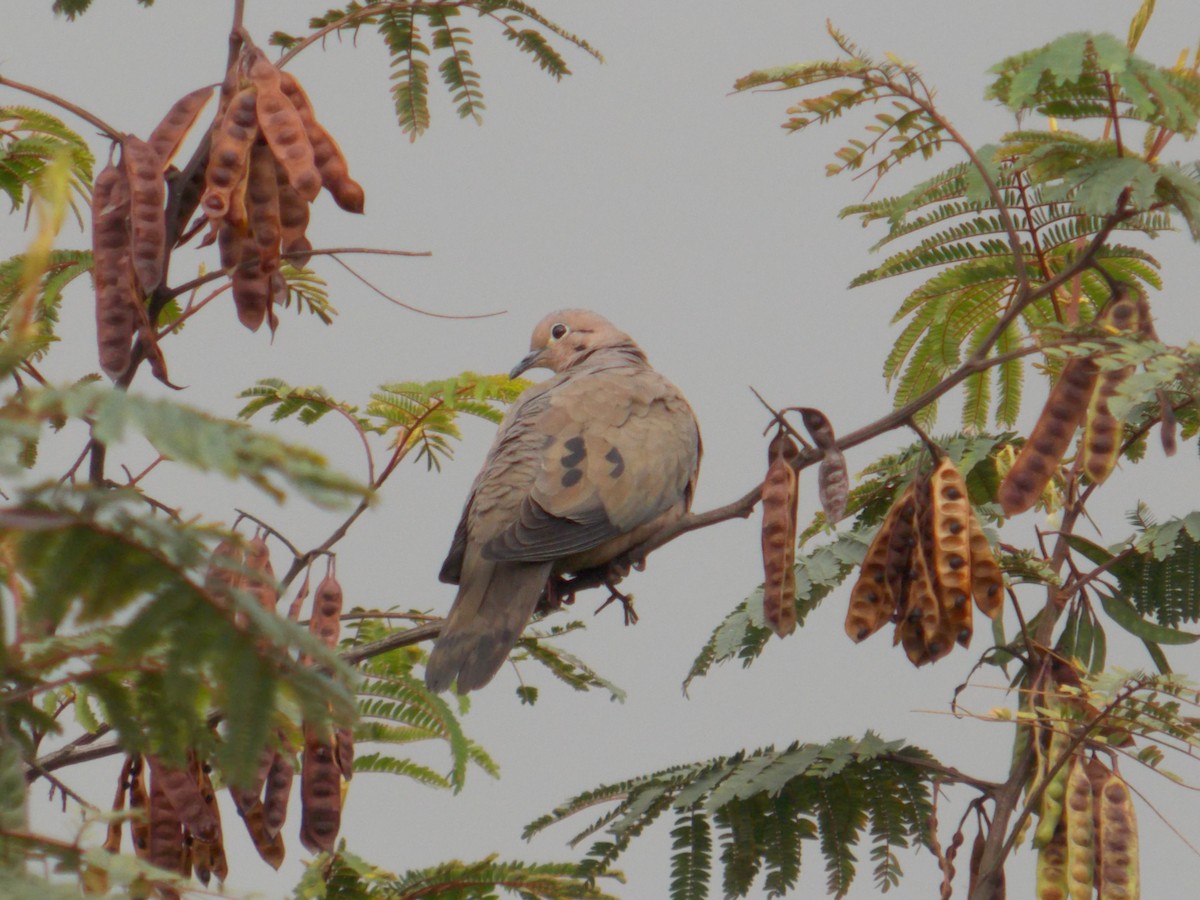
276 157 313 267
761 431 801 637
309 570 344 649
967 513 1004 619
278 69 365 213
246 140 283 276
1035 818 1070 900
147 758 187 874
299 722 342 853
249 50 321 202
263 747 295 839
121 135 166 293
1096 768 1139 900
1063 755 1095 900
231 793 285 869
91 161 137 379
147 85 214 169
146 755 219 843
1081 297 1140 486
201 86 259 221
845 483 912 642
999 357 1098 516
929 458 974 648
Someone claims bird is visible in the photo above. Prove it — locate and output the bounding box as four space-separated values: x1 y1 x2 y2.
425 309 702 694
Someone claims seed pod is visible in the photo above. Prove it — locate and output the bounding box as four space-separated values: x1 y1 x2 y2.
894 612 930 666
276 157 313 267
147 758 187 874
845 483 913 642
230 794 285 869
1063 755 1095 900
882 482 920 610
309 566 344 649
263 746 295 839
248 50 321 202
128 754 151 858
760 430 801 637
244 534 279 612
1035 725 1072 849
121 135 166 293
231 743 276 816
1035 818 1070 900
998 357 1099 516
246 140 282 275
278 70 365 213
907 483 942 646
1159 392 1178 457
92 161 138 379
1080 297 1139 486
146 755 219 844
147 85 214 168
928 457 974 648
205 536 244 608
201 86 259 221
967 513 1005 619
230 230 272 331
299 721 342 853
1096 769 1139 900
334 726 355 782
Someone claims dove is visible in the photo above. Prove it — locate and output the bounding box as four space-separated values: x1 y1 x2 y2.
425 309 701 694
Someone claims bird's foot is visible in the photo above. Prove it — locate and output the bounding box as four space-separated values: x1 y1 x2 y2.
595 582 638 626
535 575 578 616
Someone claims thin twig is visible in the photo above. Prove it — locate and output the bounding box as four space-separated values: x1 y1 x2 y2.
0 75 122 141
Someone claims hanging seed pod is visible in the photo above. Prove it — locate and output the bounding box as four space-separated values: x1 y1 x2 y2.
299 722 342 853
882 481 920 610
145 755 220 845
201 86 259 221
217 220 249 274
908 483 942 646
760 430 801 637
845 482 913 642
244 534 279 612
1096 768 1139 900
998 357 1099 516
246 140 283 275
230 232 272 331
1158 392 1178 457
128 754 151 858
1063 755 1095 900
967 514 1005 619
205 536 244 610
231 795 285 869
92 161 138 379
1035 725 1073 849
798 408 848 523
230 743 275 815
334 726 355 782
309 565 344 649
196 758 227 885
1035 818 1071 900
148 85 215 169
121 135 166 293
276 158 313 267
147 759 187 875
263 746 295 839
248 50 322 202
927 458 974 648
895 613 930 666
278 70 365 213
1080 296 1140 486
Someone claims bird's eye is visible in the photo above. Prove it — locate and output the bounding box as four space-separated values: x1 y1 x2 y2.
550 323 570 341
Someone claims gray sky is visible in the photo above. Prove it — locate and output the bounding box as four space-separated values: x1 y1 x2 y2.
7 1 1200 897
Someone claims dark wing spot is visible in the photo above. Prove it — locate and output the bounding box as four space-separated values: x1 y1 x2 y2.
605 446 625 478
561 436 586 468
561 468 584 488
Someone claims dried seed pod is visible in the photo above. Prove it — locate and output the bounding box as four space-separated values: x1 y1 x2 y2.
309 566 344 649
195 758 227 884
928 458 974 648
334 726 355 782
299 722 342 853
205 536 244 605
845 483 913 642
230 231 273 331
248 50 321 202
906 482 942 647
121 135 166 293
967 513 1004 619
146 755 219 844
201 86 259 221
1063 755 1095 900
882 482 920 609
760 430 801 637
231 743 276 815
246 140 283 275
276 158 313 267
287 569 311 622
895 613 930 667
1159 392 1178 457
244 534 279 612
1080 297 1139 486
147 758 187 874
128 754 151 858
1096 768 1139 900
92 161 138 379
1035 818 1070 900
147 85 215 168
230 794 285 869
998 357 1099 516
263 747 295 839
818 447 849 523
278 70 365 213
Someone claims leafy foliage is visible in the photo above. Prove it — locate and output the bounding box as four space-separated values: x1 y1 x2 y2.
0 107 93 214
271 2 602 140
526 733 934 899
0 249 91 358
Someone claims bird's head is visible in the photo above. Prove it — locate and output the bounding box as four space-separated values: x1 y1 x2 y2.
509 309 640 378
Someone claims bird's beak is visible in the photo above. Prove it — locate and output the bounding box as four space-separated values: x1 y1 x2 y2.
509 349 543 380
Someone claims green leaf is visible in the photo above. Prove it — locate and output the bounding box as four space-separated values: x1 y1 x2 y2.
1098 589 1199 645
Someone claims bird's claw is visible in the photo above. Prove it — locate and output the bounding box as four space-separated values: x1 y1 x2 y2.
595 582 638 626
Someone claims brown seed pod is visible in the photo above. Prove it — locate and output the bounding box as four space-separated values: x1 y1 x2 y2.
146 755 219 844
760 430 801 637
1096 767 1139 900
276 157 313 267
882 481 920 611
299 722 343 853
231 743 276 815
230 794 285 870
967 513 1005 620
148 85 215 169
998 357 1099 516
1080 297 1140 486
906 480 942 647
278 70 365 213
802 405 849 522
230 231 273 331
894 613 930 667
246 140 283 275
845 483 913 642
1035 817 1070 900
195 758 227 885
928 458 974 649
244 534 279 612
128 754 151 858
92 161 138 379
309 566 344 649
205 536 244 609
334 726 355 782
121 135 166 293
1159 392 1178 457
263 746 295 839
248 50 322 202
201 86 259 221
147 758 187 875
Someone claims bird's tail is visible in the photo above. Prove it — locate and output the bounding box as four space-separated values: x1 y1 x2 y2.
425 559 550 694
